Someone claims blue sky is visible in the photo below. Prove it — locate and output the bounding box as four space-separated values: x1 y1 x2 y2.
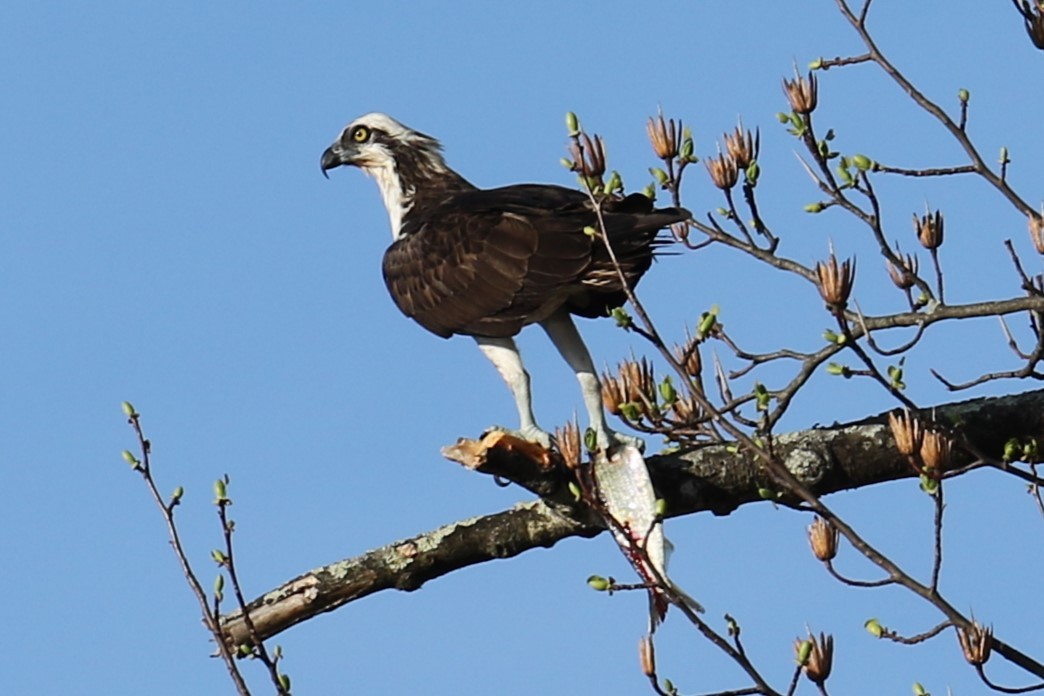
4 3 1043 694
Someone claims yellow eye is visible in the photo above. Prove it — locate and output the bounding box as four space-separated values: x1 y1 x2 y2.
352 126 370 143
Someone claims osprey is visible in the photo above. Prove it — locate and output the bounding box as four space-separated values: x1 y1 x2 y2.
320 113 688 450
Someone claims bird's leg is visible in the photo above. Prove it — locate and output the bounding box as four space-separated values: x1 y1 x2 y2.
474 336 553 448
540 312 645 453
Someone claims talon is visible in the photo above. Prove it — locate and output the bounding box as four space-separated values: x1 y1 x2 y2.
598 429 646 454
486 424 554 450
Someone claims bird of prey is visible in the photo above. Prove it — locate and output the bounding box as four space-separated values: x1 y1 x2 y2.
320 113 688 451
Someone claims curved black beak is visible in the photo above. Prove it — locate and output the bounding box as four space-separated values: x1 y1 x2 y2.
320 146 342 179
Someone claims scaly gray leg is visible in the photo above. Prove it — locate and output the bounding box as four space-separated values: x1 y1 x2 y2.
474 335 552 447
540 311 644 452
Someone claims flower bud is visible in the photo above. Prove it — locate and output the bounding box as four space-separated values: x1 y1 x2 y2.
956 621 992 666
1029 213 1044 254
808 516 839 561
646 111 680 160
803 632 834 685
914 209 944 250
782 70 818 114
705 151 739 190
888 410 923 458
815 250 856 311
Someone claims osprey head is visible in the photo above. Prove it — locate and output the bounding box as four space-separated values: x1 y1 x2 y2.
321 113 472 239
320 113 441 178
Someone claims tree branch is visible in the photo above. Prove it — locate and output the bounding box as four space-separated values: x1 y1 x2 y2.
220 388 1044 646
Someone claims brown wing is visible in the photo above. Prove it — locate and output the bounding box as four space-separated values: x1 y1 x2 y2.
382 185 688 338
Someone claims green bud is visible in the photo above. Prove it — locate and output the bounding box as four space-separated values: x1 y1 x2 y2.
887 363 906 390
649 167 669 185
605 170 623 194
757 487 777 500
818 140 830 158
837 164 854 186
583 428 598 452
919 474 939 495
611 306 632 329
122 450 139 468
680 135 694 161
697 307 718 339
913 683 927 696
826 362 849 377
865 618 883 638
278 674 291 691
583 225 598 237
214 574 225 594
999 146 1009 164
237 643 253 657
958 88 969 103
1024 438 1039 461
568 481 582 501
654 498 668 517
745 161 760 185
273 645 283 660
809 57 824 70
851 154 873 171
171 486 184 505
663 679 675 694
560 157 574 170
658 376 677 405
776 112 790 123
620 402 642 421
823 329 840 343
641 184 656 200
213 479 227 502
754 382 770 412
121 401 137 417
1003 438 1021 462
796 638 813 665
805 202 825 214
211 549 228 565
587 575 611 591
565 111 580 136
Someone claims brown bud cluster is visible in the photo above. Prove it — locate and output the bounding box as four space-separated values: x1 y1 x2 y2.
674 333 703 378
570 133 606 179
914 209 945 250
647 112 681 160
803 632 834 685
602 358 657 416
807 516 839 562
1029 213 1044 255
956 621 993 666
783 71 818 114
815 251 856 311
888 410 923 458
886 252 919 290
723 123 760 170
919 429 953 474
1015 0 1044 49
705 150 739 190
554 419 583 470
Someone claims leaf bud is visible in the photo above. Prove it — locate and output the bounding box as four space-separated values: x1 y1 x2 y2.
587 575 611 591
565 111 580 136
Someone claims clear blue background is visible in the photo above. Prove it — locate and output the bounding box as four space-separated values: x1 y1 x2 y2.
4 3 1043 694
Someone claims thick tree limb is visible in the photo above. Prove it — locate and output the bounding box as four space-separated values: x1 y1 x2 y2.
220 388 1044 646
